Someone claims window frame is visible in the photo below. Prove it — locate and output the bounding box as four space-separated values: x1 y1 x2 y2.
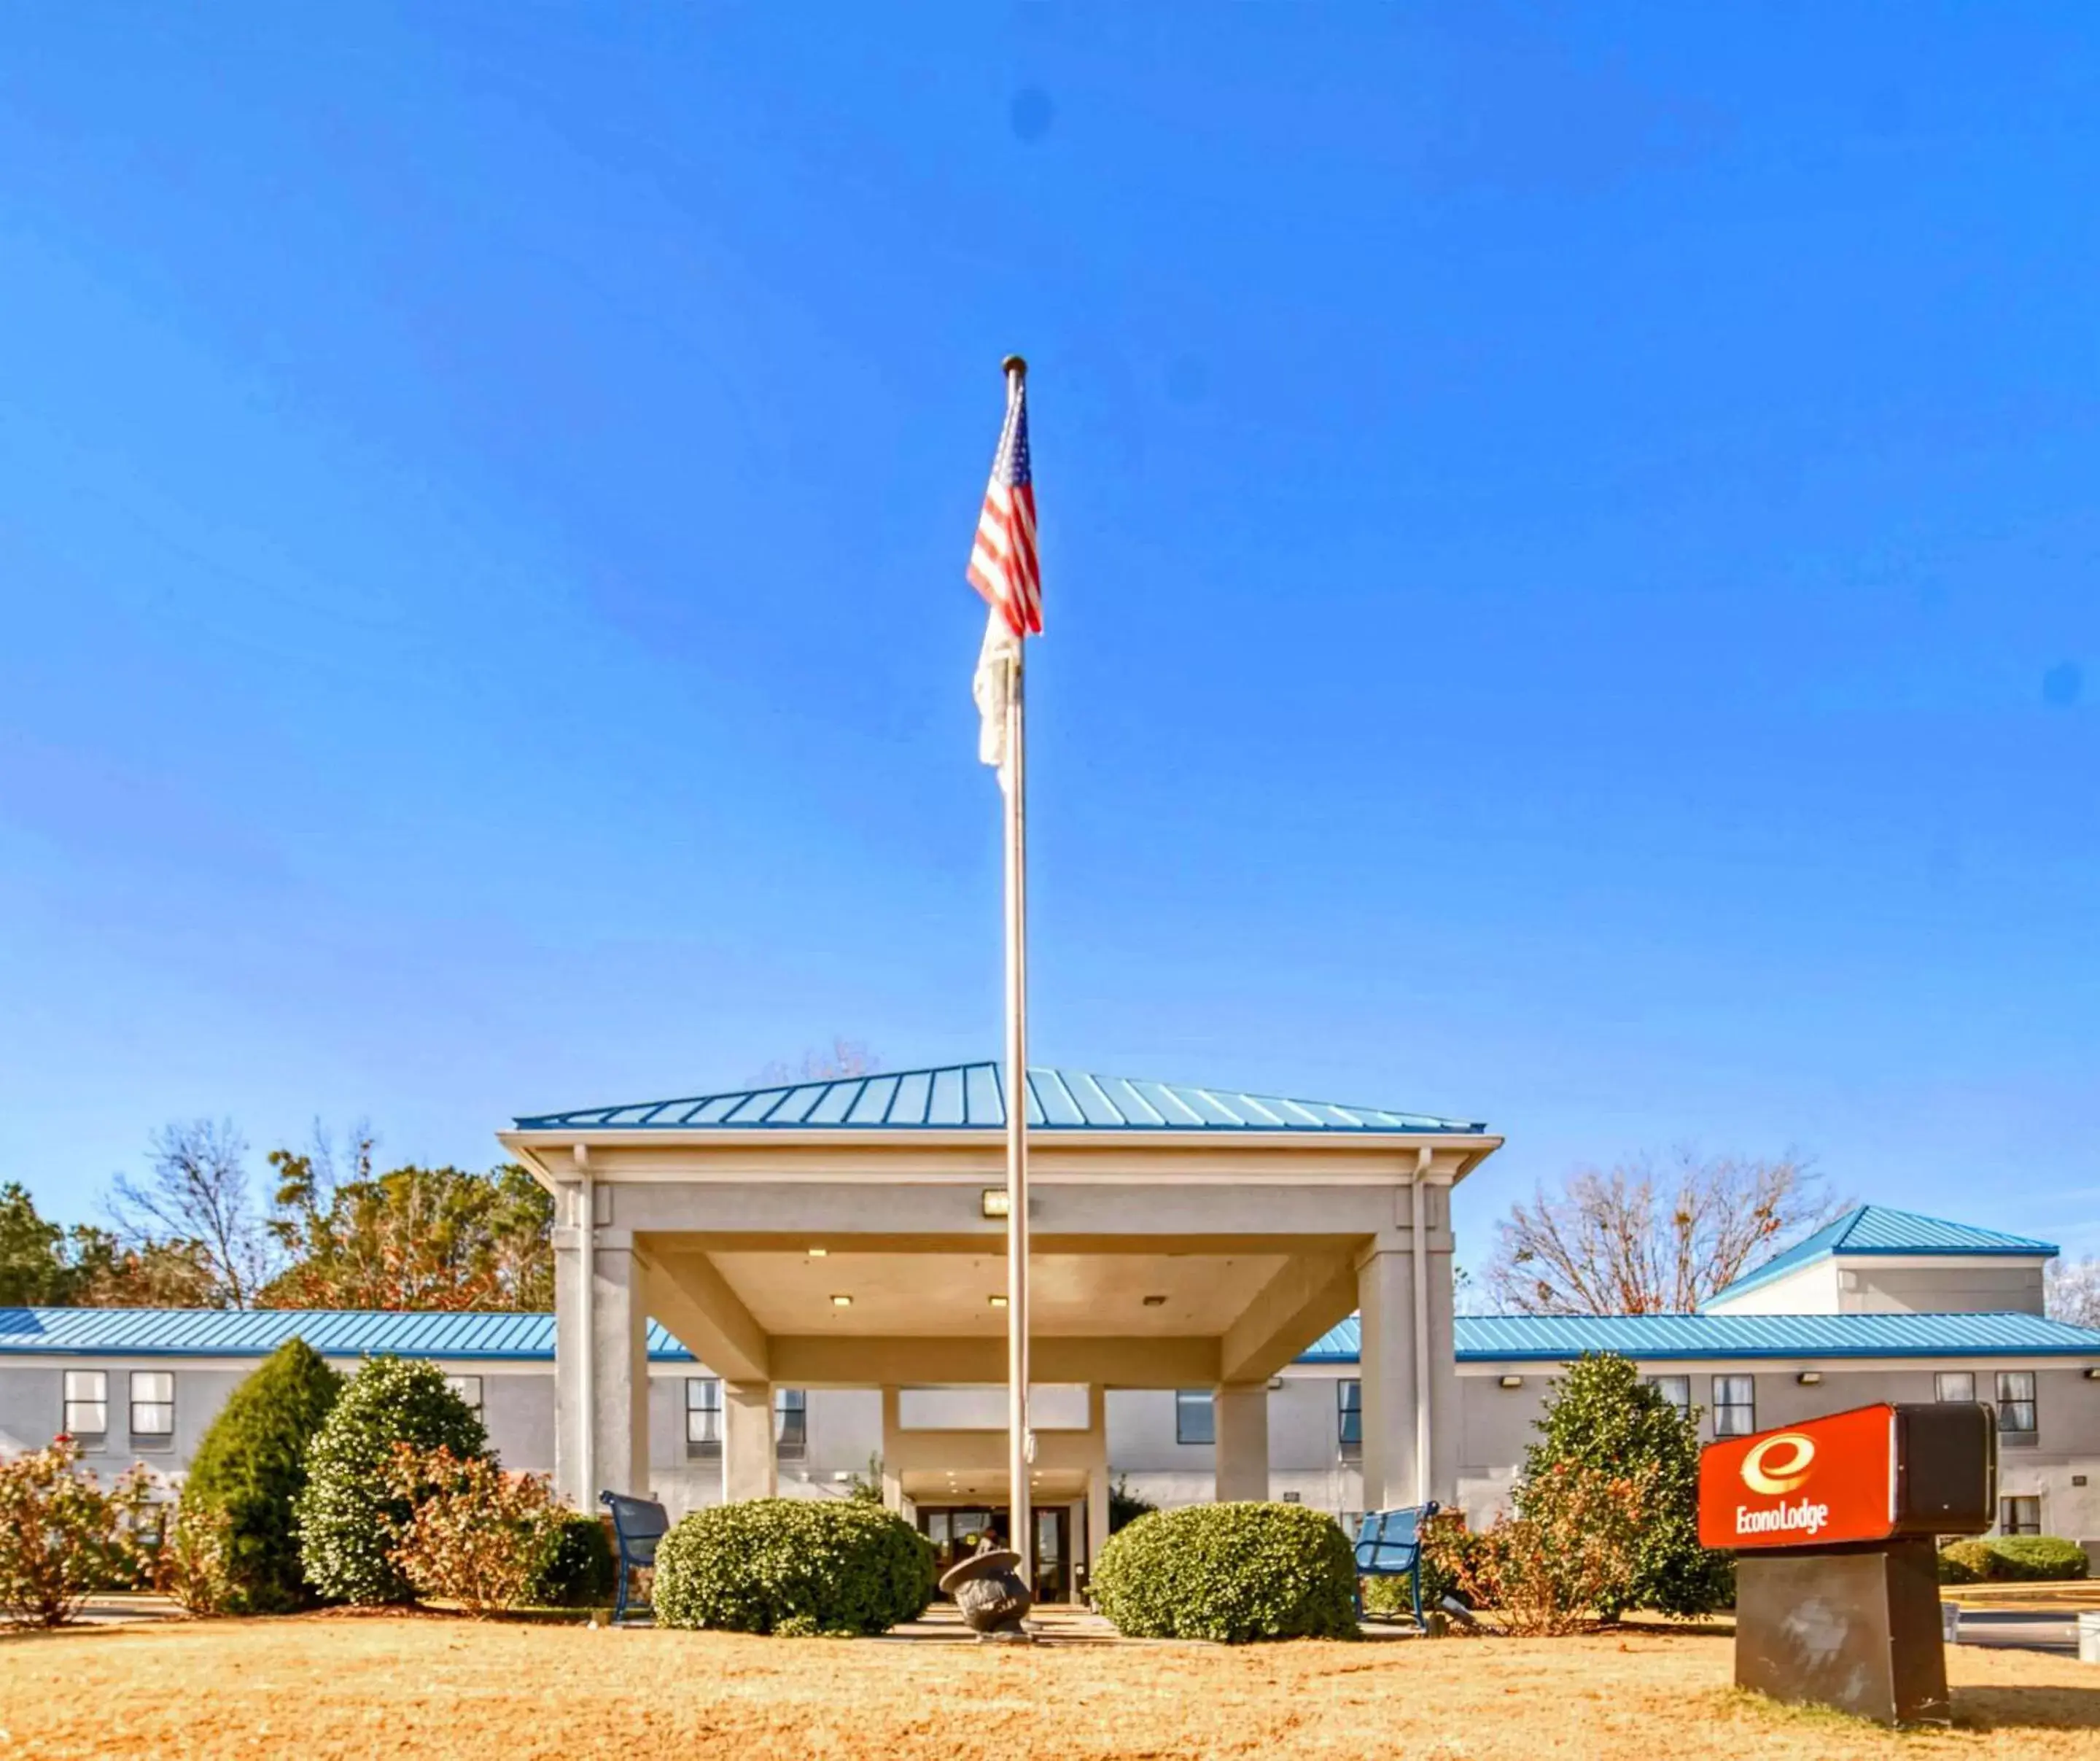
1934 1370 1978 1405
1994 1370 2038 1442
1646 1375 1692 1418
686 1377 723 1455
1337 1379 1362 1456
443 1374 485 1418
1999 1494 2042 1536
128 1369 176 1447
63 1369 109 1443
1711 1374 1756 1438
1174 1388 1216 1447
774 1387 807 1457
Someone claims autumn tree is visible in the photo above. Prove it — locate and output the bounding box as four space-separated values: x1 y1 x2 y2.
1485 1149 1848 1315
0 1182 222 1307
263 1142 553 1312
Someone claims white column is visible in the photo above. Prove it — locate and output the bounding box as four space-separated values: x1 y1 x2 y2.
879 1386 906 1513
555 1221 649 1504
723 1380 777 1502
1357 1248 1420 1512
1213 1383 1270 1502
1084 1384 1110 1593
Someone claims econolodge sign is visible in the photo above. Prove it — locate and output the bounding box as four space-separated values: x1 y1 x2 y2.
1698 1403 1899 1551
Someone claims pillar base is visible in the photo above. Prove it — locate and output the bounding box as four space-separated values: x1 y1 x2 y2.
1735 1538 1950 1727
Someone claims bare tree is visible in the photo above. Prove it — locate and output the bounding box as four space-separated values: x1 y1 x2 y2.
1484 1149 1850 1316
109 1120 273 1308
2046 1256 2100 1330
755 1039 882 1087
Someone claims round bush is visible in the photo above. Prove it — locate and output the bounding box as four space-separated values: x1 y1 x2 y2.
1092 1501 1358 1643
1938 1539 1995 1584
179 1339 343 1614
653 1498 936 1636
1989 1536 2089 1582
528 1511 618 1608
293 1356 487 1606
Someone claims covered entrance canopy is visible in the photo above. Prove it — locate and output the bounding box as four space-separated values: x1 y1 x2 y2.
499 1061 1498 1576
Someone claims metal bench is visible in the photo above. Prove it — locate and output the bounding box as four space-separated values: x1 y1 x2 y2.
600 1490 670 1625
1353 1501 1440 1627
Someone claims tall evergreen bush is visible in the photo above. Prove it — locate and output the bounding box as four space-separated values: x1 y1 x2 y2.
294 1356 486 1605
179 1339 343 1613
1520 1352 1732 1619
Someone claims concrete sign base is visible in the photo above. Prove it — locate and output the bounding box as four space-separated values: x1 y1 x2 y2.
1734 1536 1949 1727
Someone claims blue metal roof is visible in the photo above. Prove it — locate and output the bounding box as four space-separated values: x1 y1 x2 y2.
1298 1310 2100 1364
0 1307 693 1364
513 1062 1487 1135
7 1306 2096 1367
1705 1206 2060 1307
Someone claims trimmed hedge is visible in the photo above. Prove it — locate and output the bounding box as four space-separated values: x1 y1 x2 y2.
654 1498 936 1636
1939 1536 2089 1585
179 1339 343 1614
528 1512 618 1608
1092 1502 1358 1643
294 1356 488 1606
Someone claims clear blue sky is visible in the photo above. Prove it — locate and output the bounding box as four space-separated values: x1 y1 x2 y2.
1 8 2093 1264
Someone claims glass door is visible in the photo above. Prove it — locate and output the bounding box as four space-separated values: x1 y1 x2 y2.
1033 1506 1070 1604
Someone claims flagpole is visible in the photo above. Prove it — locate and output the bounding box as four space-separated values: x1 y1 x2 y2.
1000 352 1033 1593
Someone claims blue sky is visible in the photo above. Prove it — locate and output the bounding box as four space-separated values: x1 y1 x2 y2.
0 7 2093 1264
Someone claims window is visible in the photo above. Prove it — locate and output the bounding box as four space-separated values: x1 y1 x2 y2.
1999 1496 2042 1536
128 1371 175 1446
686 1378 722 1455
1646 1375 1692 1418
1713 1375 1756 1438
775 1388 806 1458
1935 1372 1977 1405
63 1370 108 1441
444 1375 484 1417
1337 1380 1362 1457
1175 1389 1215 1446
1995 1371 2037 1441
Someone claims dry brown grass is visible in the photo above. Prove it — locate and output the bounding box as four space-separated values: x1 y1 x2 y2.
4 1615 2099 1760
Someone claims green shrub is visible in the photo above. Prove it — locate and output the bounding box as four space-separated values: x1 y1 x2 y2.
1092 1502 1358 1643
653 1498 935 1636
1522 1353 1732 1619
1937 1539 1995 1584
294 1356 486 1606
1992 1536 2089 1581
529 1512 617 1608
179 1339 343 1614
1940 1536 2088 1584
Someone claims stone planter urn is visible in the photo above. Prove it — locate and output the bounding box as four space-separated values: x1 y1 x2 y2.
939 1539 1033 1641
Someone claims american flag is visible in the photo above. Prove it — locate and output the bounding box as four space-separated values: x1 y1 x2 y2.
967 368 1042 638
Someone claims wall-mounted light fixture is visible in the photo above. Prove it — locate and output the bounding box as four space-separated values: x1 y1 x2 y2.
1142 1294 1167 1307
987 1294 1008 1308
1797 1371 1823 1386
806 1246 828 1258
2085 1367 2100 1382
1498 1375 1523 1390
981 1189 1011 1218
829 1294 852 1308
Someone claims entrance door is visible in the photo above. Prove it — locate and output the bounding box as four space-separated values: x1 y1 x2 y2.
1032 1505 1070 1604
918 1505 1073 1603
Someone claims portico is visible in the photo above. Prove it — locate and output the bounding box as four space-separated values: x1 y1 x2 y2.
499 1062 1498 1583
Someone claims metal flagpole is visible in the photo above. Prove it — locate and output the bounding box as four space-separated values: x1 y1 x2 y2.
1000 358 1032 1584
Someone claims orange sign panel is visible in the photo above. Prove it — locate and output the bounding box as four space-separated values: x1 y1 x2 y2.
1698 1403 1898 1550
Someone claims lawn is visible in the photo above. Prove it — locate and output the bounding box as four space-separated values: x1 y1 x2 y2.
4 1616 2099 1760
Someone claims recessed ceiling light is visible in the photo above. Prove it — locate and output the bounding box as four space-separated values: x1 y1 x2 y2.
807 1247 828 1258
988 1294 1008 1307
1142 1294 1167 1307
981 1189 1011 1218
830 1294 852 1307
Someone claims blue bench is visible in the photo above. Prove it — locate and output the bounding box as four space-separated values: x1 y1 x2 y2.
1353 1502 1440 1627
600 1490 670 1625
